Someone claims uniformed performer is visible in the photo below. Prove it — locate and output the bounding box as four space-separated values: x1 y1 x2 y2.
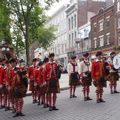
44 53 60 111
79 53 92 101
68 56 80 98
107 52 119 94
28 58 37 103
91 51 107 103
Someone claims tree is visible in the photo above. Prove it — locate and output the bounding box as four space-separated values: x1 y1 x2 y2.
0 0 12 44
6 0 58 65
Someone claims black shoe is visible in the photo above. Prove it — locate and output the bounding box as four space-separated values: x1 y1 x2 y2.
43 104 47 108
12 108 16 113
70 95 73 98
5 107 10 111
87 97 92 101
38 102 40 106
49 107 53 111
52 106 59 110
96 99 101 103
33 100 37 104
111 91 114 94
13 113 19 117
84 97 87 101
1 105 5 109
19 112 25 116
114 91 120 93
99 99 106 103
73 95 77 98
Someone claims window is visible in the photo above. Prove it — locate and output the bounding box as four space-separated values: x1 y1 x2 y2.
99 35 104 47
106 33 110 45
71 17 73 29
75 31 77 38
69 34 71 47
68 18 70 30
74 14 77 27
118 17 120 28
72 33 74 46
94 38 97 48
93 22 97 32
106 16 110 27
99 21 103 31
117 2 120 12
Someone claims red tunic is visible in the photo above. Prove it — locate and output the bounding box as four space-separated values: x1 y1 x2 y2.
28 65 36 81
35 67 43 85
44 62 57 81
0 66 4 84
91 61 103 80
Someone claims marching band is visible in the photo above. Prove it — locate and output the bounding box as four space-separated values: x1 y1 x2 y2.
0 51 120 117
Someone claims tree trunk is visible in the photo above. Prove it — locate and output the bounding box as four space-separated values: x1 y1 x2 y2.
25 24 30 66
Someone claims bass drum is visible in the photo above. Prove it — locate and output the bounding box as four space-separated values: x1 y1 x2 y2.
113 55 120 69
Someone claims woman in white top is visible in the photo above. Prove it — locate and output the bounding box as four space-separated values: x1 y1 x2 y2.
68 56 80 98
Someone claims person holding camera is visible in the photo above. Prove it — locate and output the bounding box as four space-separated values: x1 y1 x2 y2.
79 53 92 101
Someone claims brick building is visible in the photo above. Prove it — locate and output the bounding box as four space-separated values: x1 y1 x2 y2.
90 6 115 55
90 0 120 55
65 0 109 58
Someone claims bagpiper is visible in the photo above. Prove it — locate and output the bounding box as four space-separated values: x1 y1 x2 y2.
79 53 92 101
107 52 120 94
28 58 37 103
44 53 60 111
91 51 107 103
67 55 80 98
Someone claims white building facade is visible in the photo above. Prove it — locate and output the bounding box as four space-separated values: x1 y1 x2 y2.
46 6 68 68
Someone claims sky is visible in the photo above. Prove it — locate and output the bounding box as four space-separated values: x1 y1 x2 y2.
47 0 70 16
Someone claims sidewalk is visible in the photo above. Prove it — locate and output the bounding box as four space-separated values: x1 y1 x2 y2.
1 80 120 120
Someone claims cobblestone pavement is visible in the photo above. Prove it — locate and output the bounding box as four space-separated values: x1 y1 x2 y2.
1 81 120 120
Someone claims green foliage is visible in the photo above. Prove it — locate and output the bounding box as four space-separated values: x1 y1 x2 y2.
37 26 56 49
0 0 58 64
0 0 11 43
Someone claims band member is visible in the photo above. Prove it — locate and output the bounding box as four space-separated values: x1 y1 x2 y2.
9 58 18 113
0 59 4 109
107 52 119 94
79 53 92 101
18 59 25 72
28 58 37 103
34 61 43 105
13 71 27 117
91 51 107 103
44 53 60 111
68 56 80 98
42 57 49 108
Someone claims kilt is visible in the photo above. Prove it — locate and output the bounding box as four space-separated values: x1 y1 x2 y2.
29 80 34 91
14 85 27 98
107 72 119 82
2 85 8 95
81 76 92 86
93 77 107 88
69 72 80 86
46 80 60 93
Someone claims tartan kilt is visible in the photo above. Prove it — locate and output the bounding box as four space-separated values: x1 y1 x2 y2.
41 85 47 94
2 85 8 95
93 77 107 88
46 80 60 93
69 72 80 86
81 76 92 86
29 80 34 91
107 72 119 82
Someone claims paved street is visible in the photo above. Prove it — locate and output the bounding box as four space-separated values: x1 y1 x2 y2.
1 79 120 120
